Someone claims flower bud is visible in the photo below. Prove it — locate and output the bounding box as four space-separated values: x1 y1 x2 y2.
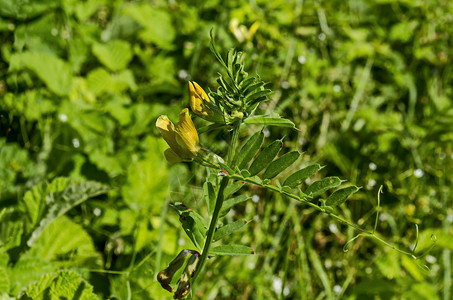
173 253 199 299
189 81 225 123
157 249 192 293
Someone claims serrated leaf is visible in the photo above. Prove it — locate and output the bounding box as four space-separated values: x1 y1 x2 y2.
209 244 255 256
0 267 9 293
92 40 132 71
9 52 72 96
263 151 300 179
24 270 98 300
27 182 109 246
248 139 283 176
244 116 295 128
220 195 250 216
204 181 216 216
9 257 56 295
213 218 248 242
28 216 103 268
325 186 359 207
236 130 264 170
305 177 342 197
123 4 175 50
283 164 323 188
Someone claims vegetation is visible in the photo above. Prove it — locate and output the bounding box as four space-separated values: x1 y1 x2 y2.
1 0 452 299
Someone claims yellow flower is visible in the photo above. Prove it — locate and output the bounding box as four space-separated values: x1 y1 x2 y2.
189 81 225 123
156 109 200 163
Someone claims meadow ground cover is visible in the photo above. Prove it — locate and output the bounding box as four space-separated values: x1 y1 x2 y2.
1 0 452 299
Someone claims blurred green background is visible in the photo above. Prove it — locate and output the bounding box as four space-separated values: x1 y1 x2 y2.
1 0 453 299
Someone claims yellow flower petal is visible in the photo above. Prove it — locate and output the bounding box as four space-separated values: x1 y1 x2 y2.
175 108 200 155
156 115 192 159
189 82 226 123
164 148 183 164
189 81 210 116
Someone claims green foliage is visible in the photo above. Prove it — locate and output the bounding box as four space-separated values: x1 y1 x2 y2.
1 0 452 299
22 270 98 300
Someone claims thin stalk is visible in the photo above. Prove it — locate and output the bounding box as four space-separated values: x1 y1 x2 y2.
192 118 242 283
192 174 229 283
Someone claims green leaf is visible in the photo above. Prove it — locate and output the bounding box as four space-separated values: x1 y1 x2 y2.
213 219 248 242
28 216 103 268
263 151 300 179
224 181 245 199
236 130 265 170
244 116 295 128
220 195 250 216
92 40 132 71
248 139 283 176
245 89 272 102
24 270 98 300
27 181 109 246
305 177 342 197
325 186 359 207
204 181 216 216
283 164 323 188
179 210 206 250
9 52 72 96
0 267 9 293
209 244 255 256
9 257 56 295
123 4 175 50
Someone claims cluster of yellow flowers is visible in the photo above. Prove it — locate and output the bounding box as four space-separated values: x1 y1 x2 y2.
156 82 223 164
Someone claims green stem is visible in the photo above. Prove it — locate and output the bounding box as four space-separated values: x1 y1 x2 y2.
192 118 242 283
192 174 229 283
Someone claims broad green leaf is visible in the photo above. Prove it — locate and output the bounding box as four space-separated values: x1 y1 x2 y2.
325 186 359 207
244 116 295 128
87 68 137 95
123 4 175 50
210 244 255 256
0 267 9 293
9 257 56 295
204 181 216 216
213 219 248 242
248 139 283 176
28 216 103 268
263 151 300 179
27 181 109 246
401 255 425 282
9 52 72 96
220 195 250 216
416 228 453 252
0 209 23 250
122 138 168 211
236 130 264 170
305 177 342 197
92 40 132 71
0 0 58 20
283 164 323 188
24 270 98 300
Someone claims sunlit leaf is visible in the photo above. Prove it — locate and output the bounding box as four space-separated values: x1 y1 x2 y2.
209 244 254 256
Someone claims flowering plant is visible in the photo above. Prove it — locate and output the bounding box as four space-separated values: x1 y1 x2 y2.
155 32 436 299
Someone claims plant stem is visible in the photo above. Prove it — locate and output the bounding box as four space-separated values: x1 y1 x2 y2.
192 176 229 283
192 117 242 283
